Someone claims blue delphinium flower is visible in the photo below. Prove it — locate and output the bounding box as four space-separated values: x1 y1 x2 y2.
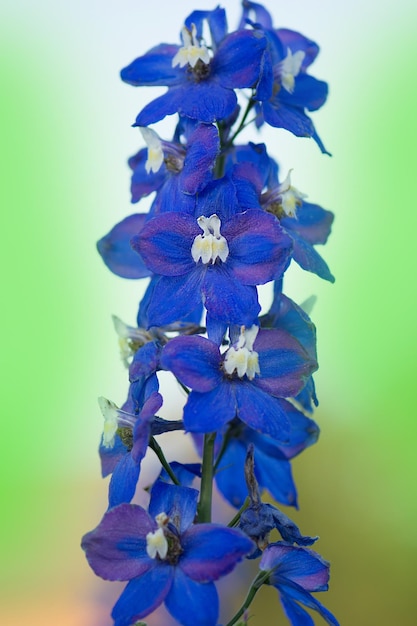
238 445 317 558
196 406 319 509
129 121 220 214
121 8 268 125
98 392 183 508
82 481 253 626
87 2 339 625
239 1 329 152
260 542 339 625
132 209 292 329
161 325 317 439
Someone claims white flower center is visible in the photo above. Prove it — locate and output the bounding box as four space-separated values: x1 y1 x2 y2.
223 325 260 380
139 126 164 173
280 48 305 94
172 23 210 69
191 214 229 265
278 170 307 218
146 512 169 559
98 397 119 448
98 397 136 449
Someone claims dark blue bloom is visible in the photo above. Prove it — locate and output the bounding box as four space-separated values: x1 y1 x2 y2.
262 282 320 412
98 392 183 508
260 542 339 625
132 209 292 329
121 11 268 126
97 213 150 279
238 445 317 557
161 326 317 439
199 407 319 509
82 481 253 626
130 122 220 213
239 2 329 152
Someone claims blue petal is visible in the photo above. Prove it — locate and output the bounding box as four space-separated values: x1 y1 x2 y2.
108 453 140 508
254 444 298 507
281 201 334 246
238 1 274 30
121 43 183 86
180 123 219 195
234 382 291 440
161 335 222 392
214 30 267 89
149 482 199 534
136 82 237 125
133 212 197 277
202 265 261 326
185 7 228 49
165 568 219 626
280 593 315 626
215 439 248 508
180 524 253 581
262 100 315 137
276 29 320 69
81 504 155 581
99 434 127 478
279 74 328 112
129 148 167 203
112 565 173 626
225 210 292 285
183 383 237 433
97 214 150 279
279 580 340 626
288 230 335 282
261 543 330 591
146 272 203 327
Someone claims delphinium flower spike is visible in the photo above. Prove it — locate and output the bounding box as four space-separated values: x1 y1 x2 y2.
83 2 339 625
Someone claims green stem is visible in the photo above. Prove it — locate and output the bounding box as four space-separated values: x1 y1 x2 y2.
224 98 255 148
197 432 216 522
227 497 250 528
224 570 271 626
149 437 180 485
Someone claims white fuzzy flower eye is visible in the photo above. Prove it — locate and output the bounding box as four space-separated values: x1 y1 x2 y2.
280 48 305 93
172 23 210 69
191 214 229 265
139 126 164 174
223 326 260 380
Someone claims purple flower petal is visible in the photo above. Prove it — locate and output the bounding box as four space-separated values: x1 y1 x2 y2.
260 543 330 591
161 335 222 392
133 212 197 277
224 210 292 284
254 329 317 397
180 524 253 581
97 214 150 279
81 504 155 580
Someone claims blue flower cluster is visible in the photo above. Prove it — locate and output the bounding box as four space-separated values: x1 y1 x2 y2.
83 3 339 625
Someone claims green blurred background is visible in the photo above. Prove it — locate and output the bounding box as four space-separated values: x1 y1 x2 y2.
1 1 416 624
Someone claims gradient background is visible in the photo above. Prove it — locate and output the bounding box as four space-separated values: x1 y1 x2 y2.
1 1 416 624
